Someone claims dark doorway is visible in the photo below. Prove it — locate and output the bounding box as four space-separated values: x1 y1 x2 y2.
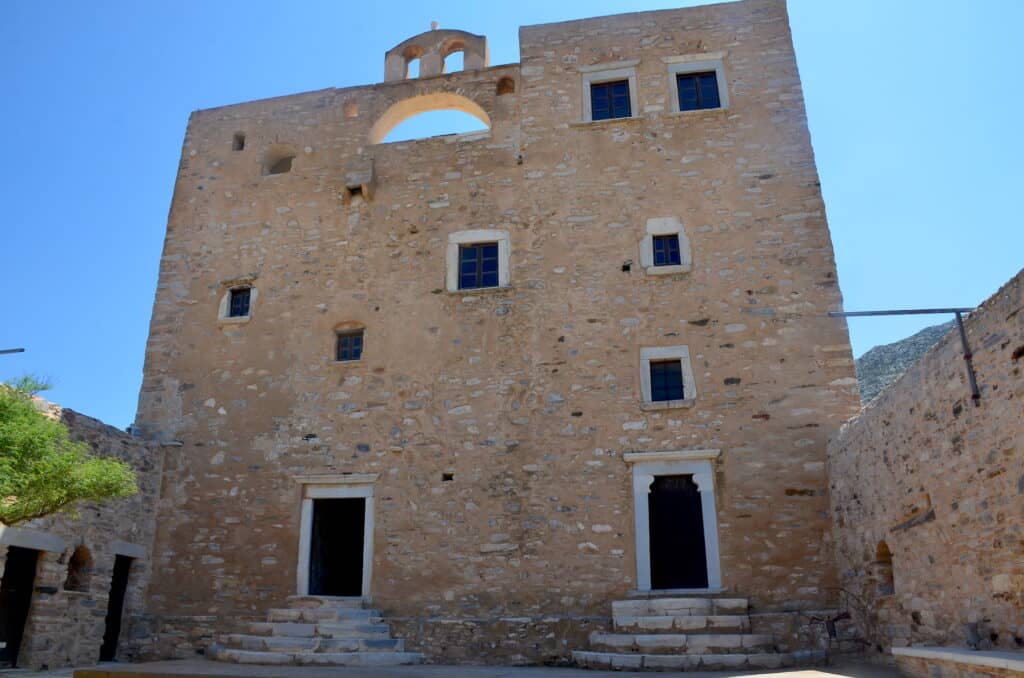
309 498 365 596
648 475 708 589
0 546 39 668
99 555 133 661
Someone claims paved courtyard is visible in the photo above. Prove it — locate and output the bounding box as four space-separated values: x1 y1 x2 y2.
0 657 902 678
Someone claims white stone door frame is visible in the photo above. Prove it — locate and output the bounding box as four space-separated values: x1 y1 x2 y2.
624 449 722 593
294 474 378 601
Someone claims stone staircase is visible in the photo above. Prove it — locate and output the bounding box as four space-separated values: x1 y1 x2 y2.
573 595 824 671
208 595 422 667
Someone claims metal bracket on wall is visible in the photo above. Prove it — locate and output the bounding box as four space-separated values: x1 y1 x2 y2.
828 307 980 406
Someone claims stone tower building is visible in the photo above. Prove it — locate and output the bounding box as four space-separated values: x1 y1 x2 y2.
135 0 861 667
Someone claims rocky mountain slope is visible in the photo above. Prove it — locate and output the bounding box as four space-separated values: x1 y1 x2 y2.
854 320 955 403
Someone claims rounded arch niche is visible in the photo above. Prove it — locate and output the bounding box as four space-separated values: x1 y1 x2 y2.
368 93 491 145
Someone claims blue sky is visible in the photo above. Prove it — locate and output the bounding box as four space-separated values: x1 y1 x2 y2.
1 1 1021 429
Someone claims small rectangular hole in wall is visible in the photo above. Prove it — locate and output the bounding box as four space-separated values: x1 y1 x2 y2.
442 473 454 482
348 185 363 200
232 133 245 151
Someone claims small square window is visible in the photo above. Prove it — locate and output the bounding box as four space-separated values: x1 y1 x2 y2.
649 360 684 402
228 288 251 318
336 330 364 362
676 71 721 111
652 234 682 267
458 242 500 290
590 80 632 121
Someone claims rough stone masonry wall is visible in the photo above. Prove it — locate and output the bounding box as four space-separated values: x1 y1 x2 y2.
828 269 1024 654
134 0 860 663
0 403 162 670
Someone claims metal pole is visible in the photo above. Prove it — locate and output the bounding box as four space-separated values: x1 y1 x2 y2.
0 348 25 355
829 307 980 405
828 308 975 317
954 311 981 407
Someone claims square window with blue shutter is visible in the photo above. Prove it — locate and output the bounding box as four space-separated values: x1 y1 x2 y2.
336 330 364 362
676 71 721 111
649 360 685 402
653 234 682 266
228 288 251 318
458 242 500 290
590 80 632 120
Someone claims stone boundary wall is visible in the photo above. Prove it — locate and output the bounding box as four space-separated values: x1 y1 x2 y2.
0 402 163 670
828 269 1024 653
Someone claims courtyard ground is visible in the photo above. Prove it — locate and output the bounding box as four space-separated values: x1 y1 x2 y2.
0 657 902 678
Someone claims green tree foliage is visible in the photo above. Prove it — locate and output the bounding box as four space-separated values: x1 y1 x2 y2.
0 379 137 525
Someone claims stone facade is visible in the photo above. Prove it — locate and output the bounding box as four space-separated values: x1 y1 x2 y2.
133 0 861 663
0 403 162 669
828 269 1024 654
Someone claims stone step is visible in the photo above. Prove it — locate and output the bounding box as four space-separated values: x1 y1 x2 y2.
210 646 422 667
317 622 393 638
589 631 774 654
220 634 402 653
286 595 365 609
268 607 381 623
612 597 748 618
614 613 750 633
246 621 391 639
573 649 825 671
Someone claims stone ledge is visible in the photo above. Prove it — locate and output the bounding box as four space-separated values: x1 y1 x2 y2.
893 646 1024 673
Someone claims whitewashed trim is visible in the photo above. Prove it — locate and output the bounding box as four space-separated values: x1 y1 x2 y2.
639 345 698 409
445 229 511 293
630 456 722 592
578 59 640 73
893 647 1024 673
638 216 692 276
295 475 377 601
581 65 639 123
666 56 729 112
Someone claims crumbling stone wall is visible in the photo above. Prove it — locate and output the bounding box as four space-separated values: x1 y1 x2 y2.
134 0 860 662
828 269 1024 653
0 404 162 669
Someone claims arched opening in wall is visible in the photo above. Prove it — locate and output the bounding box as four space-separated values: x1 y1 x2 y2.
369 93 491 144
444 50 464 73
873 540 895 597
442 38 466 73
64 545 93 592
403 45 423 79
496 76 515 96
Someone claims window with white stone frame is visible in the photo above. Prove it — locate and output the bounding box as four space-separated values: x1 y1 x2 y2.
639 217 692 276
579 61 639 123
640 346 698 410
445 229 511 293
217 281 258 323
664 53 730 113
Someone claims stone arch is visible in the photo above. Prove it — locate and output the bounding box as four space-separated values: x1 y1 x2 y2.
368 92 491 144
64 545 94 592
441 37 466 73
385 29 488 81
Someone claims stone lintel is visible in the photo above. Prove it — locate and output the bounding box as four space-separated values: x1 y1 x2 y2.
0 525 67 553
623 449 721 464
